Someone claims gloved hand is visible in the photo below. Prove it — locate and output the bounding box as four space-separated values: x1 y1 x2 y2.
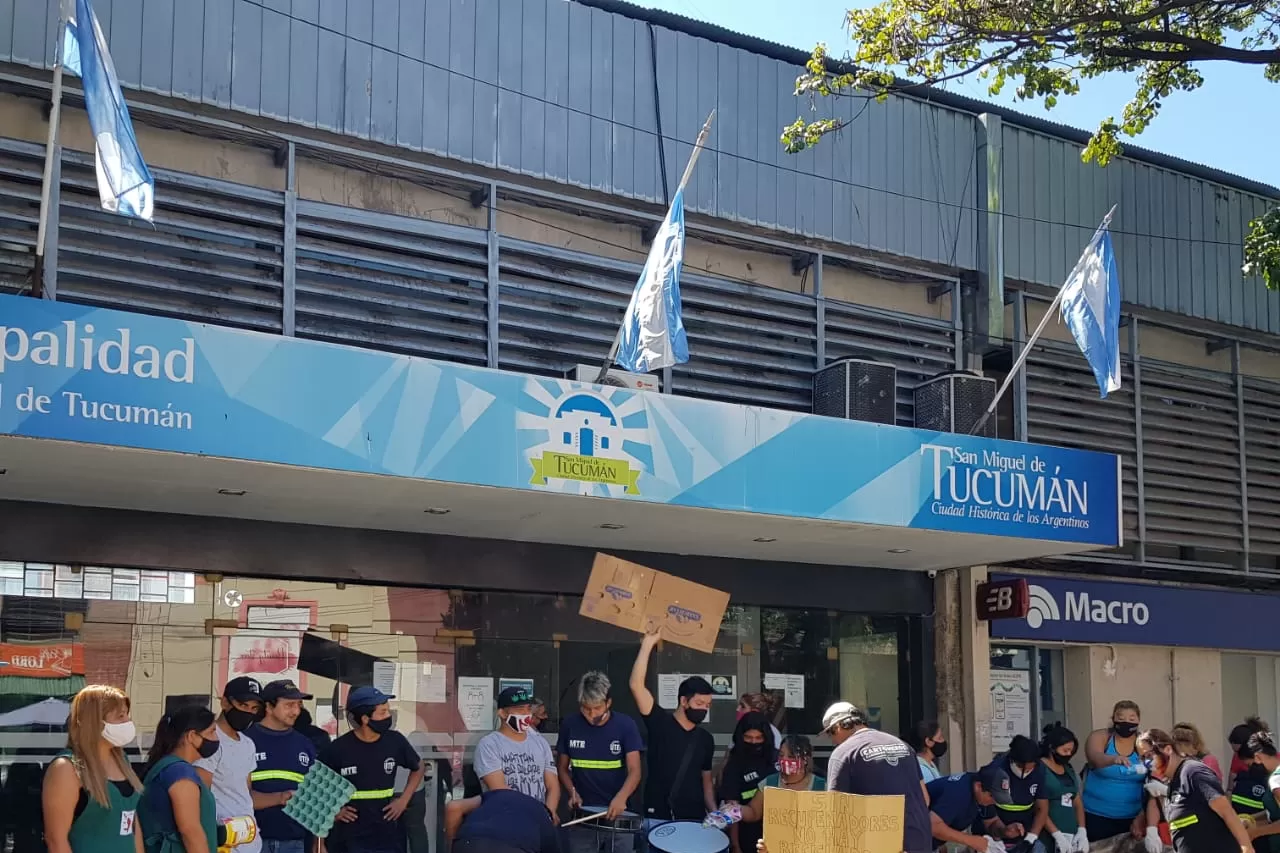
1129 762 1149 778
1072 826 1089 852
1144 778 1169 798
1013 833 1038 853
1143 826 1162 853
1053 831 1073 852
984 837 1004 853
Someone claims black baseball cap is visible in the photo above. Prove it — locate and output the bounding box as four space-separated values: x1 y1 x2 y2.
224 676 263 702
263 679 313 702
497 686 535 709
977 764 1015 805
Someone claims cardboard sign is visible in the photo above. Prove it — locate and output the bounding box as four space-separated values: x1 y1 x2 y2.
762 787 905 853
579 553 729 653
0 643 85 678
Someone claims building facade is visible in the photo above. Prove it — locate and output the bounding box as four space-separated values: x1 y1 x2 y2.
0 0 1277 847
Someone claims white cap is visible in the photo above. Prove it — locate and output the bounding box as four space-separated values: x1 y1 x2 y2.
821 701 863 731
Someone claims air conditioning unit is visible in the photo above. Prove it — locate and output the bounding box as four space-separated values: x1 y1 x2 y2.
812 358 897 425
913 371 997 436
570 365 660 392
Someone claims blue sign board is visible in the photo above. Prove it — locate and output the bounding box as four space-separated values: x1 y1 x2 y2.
992 573 1280 652
0 295 1121 546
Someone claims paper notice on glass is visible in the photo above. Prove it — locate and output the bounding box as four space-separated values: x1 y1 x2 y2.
458 677 493 731
419 662 447 704
764 673 806 709
657 674 681 709
373 660 397 696
989 669 1032 752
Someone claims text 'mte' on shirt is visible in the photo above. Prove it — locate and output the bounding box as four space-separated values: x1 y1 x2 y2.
827 727 933 853
641 705 714 821
318 730 422 853
556 711 645 808
474 729 557 802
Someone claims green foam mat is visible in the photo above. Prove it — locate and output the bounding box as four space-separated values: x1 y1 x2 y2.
281 761 357 838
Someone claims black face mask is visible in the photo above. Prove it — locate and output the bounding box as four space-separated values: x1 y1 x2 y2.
195 736 220 759
1054 750 1075 764
931 741 949 759
1112 722 1139 738
745 742 766 755
225 707 261 732
684 708 708 725
367 717 394 735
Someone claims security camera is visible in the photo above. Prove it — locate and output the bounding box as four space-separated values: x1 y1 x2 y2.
927 569 938 579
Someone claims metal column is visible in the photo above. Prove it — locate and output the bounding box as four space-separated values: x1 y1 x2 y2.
814 252 826 369
1012 290 1027 441
282 142 297 336
1130 318 1146 561
1235 342 1251 571
486 183 499 369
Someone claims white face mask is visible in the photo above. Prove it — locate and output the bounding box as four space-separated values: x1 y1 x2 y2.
102 720 137 747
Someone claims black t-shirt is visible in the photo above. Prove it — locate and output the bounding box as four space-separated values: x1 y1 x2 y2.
641 706 714 820
989 755 1047 833
319 730 422 853
456 789 561 853
827 728 932 853
1166 758 1237 853
718 751 775 853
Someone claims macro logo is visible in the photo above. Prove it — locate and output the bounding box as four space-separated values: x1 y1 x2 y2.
1025 582 1150 629
520 381 650 498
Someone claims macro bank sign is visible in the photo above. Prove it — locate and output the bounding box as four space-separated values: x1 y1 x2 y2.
992 573 1280 653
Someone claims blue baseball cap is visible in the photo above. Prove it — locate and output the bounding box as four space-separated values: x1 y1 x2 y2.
347 685 394 711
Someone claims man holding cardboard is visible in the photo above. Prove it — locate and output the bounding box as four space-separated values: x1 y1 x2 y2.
629 630 717 825
822 701 934 853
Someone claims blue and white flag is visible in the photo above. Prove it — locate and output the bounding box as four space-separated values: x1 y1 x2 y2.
614 189 689 374
1059 217 1122 397
60 0 154 220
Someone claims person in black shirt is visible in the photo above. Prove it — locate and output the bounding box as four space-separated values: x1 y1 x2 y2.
319 686 425 853
925 767 1008 853
629 631 716 824
981 735 1049 852
717 712 777 853
1137 727 1251 853
822 701 933 853
445 789 561 853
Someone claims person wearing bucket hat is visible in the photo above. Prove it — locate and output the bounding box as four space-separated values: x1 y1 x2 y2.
474 686 559 818
195 678 266 853
246 680 316 853
318 686 424 853
924 766 1013 853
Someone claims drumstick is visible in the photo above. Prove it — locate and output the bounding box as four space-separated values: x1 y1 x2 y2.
561 812 610 828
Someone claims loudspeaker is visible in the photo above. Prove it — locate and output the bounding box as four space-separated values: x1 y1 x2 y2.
913 371 997 436
812 358 897 425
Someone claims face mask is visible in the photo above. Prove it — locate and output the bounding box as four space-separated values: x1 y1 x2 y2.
685 708 708 725
1113 721 1139 738
195 736 220 759
779 758 803 777
1055 751 1075 764
745 742 766 755
102 720 137 747
505 714 532 733
587 712 609 726
368 717 394 735
1012 765 1032 779
931 740 949 759
225 707 259 732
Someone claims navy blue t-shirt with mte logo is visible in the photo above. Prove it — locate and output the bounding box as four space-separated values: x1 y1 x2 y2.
318 730 421 853
246 724 317 841
926 773 983 838
988 755 1046 833
827 728 932 853
556 711 644 808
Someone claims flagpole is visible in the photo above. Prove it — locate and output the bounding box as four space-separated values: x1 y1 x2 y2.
595 109 716 385
32 0 71 299
970 204 1116 436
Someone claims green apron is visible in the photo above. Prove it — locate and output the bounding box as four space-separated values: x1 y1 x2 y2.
59 752 142 853
140 754 218 853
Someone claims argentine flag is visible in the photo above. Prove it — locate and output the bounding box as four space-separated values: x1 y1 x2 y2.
1059 219 1122 397
614 190 689 374
60 0 154 220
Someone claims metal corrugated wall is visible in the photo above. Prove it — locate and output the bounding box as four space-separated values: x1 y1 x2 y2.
1001 124 1280 335
0 0 978 270
0 137 957 424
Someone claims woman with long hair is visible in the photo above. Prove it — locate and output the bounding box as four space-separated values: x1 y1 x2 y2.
717 712 778 853
907 720 946 783
1138 727 1252 853
138 706 220 853
42 686 145 853
1173 722 1223 781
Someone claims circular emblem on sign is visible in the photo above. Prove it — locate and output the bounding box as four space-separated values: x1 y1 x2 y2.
223 589 243 607
299 752 311 767
610 740 621 755
654 826 676 838
383 757 396 774
523 383 650 498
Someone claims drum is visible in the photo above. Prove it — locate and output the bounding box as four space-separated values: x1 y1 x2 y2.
645 821 730 853
580 805 644 834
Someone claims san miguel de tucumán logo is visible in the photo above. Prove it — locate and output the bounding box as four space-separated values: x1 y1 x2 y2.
519 382 650 497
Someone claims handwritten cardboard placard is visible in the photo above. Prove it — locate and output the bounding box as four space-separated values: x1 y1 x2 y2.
762 787 905 853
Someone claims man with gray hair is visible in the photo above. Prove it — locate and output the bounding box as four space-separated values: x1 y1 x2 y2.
556 671 644 853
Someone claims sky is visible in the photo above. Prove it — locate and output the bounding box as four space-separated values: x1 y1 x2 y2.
637 0 1280 188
